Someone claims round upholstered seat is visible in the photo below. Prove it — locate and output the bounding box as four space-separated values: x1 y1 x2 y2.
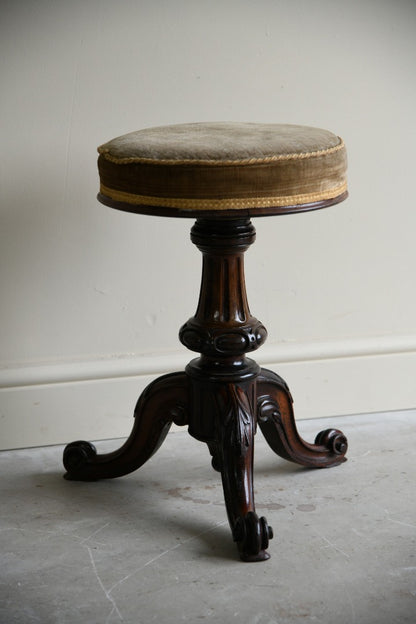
97 122 347 217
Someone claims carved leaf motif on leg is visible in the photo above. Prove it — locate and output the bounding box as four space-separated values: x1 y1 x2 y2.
217 383 273 561
225 385 253 457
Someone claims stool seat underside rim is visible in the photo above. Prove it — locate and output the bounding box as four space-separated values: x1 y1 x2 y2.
97 190 348 218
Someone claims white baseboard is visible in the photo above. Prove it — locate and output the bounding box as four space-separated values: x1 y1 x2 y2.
1 335 416 450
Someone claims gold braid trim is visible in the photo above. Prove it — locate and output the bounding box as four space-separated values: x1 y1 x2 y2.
100 182 347 210
98 139 345 167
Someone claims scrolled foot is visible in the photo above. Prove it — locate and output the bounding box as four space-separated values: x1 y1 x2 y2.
233 511 273 562
62 372 189 481
63 441 97 479
257 368 348 468
315 428 348 456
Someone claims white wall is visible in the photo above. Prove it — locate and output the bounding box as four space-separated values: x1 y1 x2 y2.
1 0 416 449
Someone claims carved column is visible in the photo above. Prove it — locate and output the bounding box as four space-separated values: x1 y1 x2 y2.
179 219 267 367
179 218 273 561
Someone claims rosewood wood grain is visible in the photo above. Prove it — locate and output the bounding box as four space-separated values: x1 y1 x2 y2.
63 372 189 481
257 368 347 467
180 219 273 560
63 217 347 562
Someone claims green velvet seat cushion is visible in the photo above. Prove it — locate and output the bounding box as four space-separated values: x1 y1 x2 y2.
97 122 347 217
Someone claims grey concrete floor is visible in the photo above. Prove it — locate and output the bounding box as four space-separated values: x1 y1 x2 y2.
1 410 415 624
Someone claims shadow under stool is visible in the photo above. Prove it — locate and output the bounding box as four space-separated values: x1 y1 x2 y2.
63 122 348 562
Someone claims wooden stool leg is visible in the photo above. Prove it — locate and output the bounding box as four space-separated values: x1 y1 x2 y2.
178 218 274 560
187 374 273 561
217 382 273 561
62 216 347 562
257 368 348 467
63 372 189 481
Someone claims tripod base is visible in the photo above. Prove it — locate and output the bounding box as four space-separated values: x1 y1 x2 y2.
63 366 347 562
63 217 347 562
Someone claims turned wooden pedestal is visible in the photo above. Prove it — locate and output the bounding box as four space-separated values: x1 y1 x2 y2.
63 217 347 562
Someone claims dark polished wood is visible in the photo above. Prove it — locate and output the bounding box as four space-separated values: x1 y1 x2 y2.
63 217 347 561
257 368 347 467
63 372 189 480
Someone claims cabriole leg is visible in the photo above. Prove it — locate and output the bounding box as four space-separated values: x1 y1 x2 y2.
257 368 348 468
63 372 189 481
188 376 273 562
217 383 273 562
